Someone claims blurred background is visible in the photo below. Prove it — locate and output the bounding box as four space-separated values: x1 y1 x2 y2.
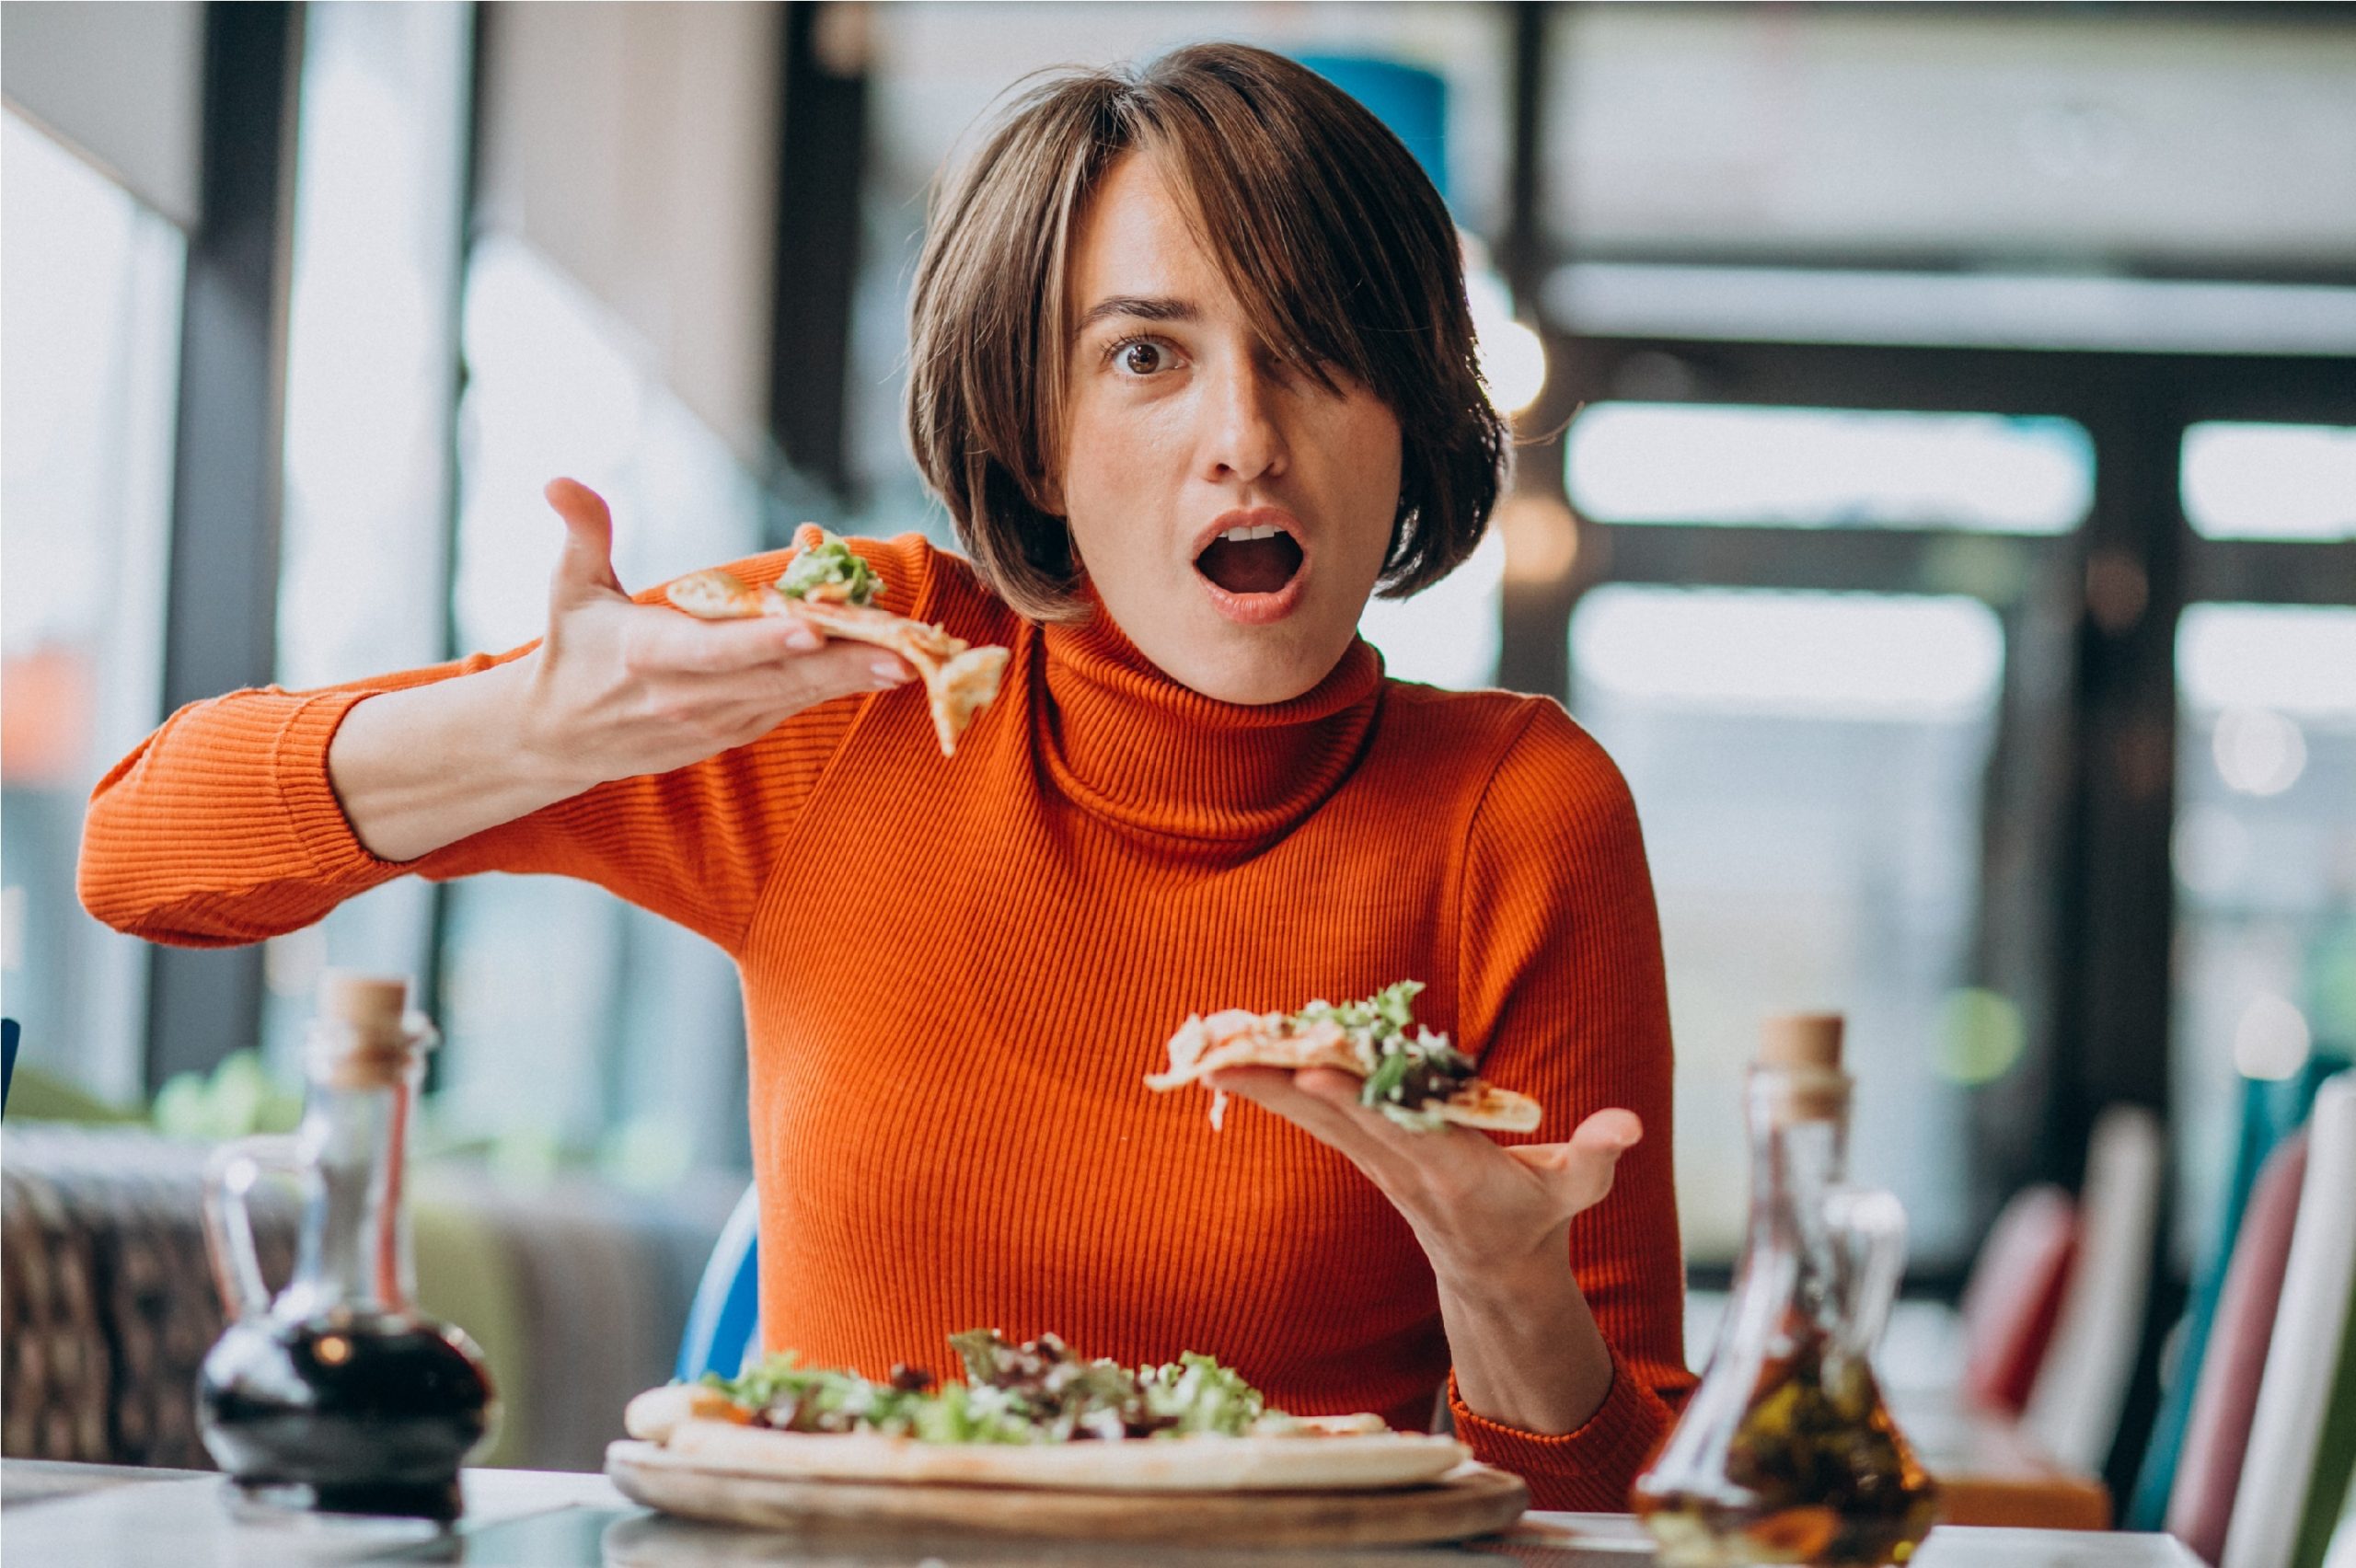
4 0 2353 1516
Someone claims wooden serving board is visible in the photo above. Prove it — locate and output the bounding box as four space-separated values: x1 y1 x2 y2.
606 1440 1529 1548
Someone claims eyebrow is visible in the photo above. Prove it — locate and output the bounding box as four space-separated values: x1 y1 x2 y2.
1074 295 1199 334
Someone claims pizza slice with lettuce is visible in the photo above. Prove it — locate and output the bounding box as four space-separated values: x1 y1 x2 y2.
666 525 1011 757
1145 980 1542 1134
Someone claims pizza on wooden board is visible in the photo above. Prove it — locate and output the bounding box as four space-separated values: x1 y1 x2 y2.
617 1330 1469 1493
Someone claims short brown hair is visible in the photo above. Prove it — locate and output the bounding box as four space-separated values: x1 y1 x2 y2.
906 41 1508 623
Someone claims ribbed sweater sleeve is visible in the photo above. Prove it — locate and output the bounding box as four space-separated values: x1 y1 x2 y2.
82 649 527 947
1444 701 1696 1511
78 536 934 953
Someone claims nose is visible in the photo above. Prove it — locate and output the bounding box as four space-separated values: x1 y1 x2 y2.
1196 351 1288 487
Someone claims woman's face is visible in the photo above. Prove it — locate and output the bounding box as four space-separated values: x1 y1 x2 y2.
1054 152 1403 706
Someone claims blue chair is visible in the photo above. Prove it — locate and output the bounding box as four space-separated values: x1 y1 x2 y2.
675 1182 761 1383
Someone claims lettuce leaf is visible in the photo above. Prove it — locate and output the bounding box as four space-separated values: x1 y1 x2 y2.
778 528 880 606
699 1332 1292 1444
1291 981 1474 1127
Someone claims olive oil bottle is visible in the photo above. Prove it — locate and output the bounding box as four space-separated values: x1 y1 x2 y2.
1632 1015 1938 1566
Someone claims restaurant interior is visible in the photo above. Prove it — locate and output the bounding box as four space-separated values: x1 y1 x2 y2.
2 2 2353 1562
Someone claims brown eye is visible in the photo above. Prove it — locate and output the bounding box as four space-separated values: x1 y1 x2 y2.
1121 340 1163 375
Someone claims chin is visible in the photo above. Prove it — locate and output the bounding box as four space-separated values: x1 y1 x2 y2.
1167 621 1347 707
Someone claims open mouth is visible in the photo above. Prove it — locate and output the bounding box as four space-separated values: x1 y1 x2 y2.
1194 525 1305 597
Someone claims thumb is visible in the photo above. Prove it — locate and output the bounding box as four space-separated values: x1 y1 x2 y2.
1569 1107 1643 1159
545 478 627 605
1508 1109 1643 1216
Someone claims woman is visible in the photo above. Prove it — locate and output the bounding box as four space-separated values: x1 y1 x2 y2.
81 43 1692 1507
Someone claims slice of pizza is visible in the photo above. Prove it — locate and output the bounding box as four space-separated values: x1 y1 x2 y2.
664 525 1011 757
1145 980 1542 1134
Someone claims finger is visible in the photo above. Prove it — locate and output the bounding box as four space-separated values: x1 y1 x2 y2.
1573 1107 1643 1154
1506 1110 1643 1173
1290 1066 1494 1153
1207 1067 1428 1184
1222 1065 1472 1161
756 640 917 701
1209 1066 1388 1148
1507 1109 1642 1216
678 645 918 730
546 478 628 605
637 608 826 673
657 661 915 744
1206 1066 1344 1120
1292 1066 1373 1109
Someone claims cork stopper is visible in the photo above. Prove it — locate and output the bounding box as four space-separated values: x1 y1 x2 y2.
1759 1013 1845 1073
311 972 428 1089
1756 1012 1850 1121
320 973 410 1032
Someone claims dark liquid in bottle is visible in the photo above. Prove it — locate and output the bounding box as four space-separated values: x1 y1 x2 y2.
198 1312 492 1521
1634 1332 1937 1566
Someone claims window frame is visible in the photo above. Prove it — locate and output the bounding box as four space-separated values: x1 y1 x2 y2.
145 0 305 1089
1508 323 2353 1498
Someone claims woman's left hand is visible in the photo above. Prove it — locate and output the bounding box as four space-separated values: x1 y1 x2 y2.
1207 1065 1641 1434
1207 1066 1640 1281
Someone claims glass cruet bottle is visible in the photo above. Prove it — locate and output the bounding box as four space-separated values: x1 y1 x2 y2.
1633 1013 1938 1567
197 973 495 1522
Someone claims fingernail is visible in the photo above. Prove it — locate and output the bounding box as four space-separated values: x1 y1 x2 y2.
870 659 907 688
782 626 821 651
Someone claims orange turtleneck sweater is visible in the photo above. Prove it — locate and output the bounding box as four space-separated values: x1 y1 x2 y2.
80 534 1693 1509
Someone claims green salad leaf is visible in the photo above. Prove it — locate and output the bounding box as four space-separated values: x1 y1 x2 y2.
699 1331 1295 1445
1290 980 1475 1129
1293 978 1425 1041
778 528 880 606
1138 1352 1281 1435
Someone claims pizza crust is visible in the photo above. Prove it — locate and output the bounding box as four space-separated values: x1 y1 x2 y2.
643 1419 1471 1493
625 1382 750 1445
662 564 1011 757
788 597 1012 758
1426 1083 1544 1133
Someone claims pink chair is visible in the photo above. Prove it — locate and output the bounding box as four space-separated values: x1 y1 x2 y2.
2026 1105 2167 1472
1959 1183 2080 1415
2169 1132 2310 1564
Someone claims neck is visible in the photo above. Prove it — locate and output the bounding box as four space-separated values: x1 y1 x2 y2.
1733 1076 1850 1338
1035 607 1383 852
283 1078 414 1319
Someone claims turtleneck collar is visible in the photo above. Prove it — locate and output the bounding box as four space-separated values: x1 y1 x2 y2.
1034 605 1383 851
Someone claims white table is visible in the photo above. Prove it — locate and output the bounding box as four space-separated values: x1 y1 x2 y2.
0 1459 2204 1566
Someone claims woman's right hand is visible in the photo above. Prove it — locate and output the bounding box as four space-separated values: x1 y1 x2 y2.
327 479 908 863
521 478 909 790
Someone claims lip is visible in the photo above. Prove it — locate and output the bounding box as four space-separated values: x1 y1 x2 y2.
1192 506 1309 627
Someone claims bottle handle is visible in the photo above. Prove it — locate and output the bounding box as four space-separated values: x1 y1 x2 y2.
202 1135 303 1322
1823 1184 1909 1364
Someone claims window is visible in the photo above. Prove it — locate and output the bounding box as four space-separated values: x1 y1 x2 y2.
1 112 186 1103
254 8 767 1182
260 0 472 1067
1565 402 2093 535
2171 603 2356 1260
1571 586 2006 1266
1358 529 1505 690
2182 422 2356 542
433 236 769 1179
